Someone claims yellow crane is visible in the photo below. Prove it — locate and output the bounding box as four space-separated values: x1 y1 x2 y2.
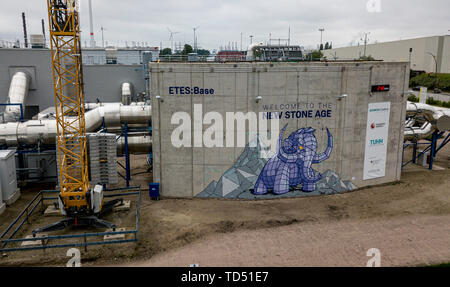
48 0 90 215
33 0 120 234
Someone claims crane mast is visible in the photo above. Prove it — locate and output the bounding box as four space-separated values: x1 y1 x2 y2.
31 0 121 236
47 0 89 215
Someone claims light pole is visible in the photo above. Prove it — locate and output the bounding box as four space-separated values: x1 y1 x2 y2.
101 26 106 48
193 26 200 54
361 32 370 58
427 52 439 91
249 35 253 44
319 28 324 50
240 32 243 51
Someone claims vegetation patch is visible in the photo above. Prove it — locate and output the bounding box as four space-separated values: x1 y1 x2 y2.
410 73 450 92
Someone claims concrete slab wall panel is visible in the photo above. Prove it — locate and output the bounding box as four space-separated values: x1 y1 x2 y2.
151 62 409 198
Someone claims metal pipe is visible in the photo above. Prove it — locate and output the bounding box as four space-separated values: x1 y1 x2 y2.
0 104 151 146
4 72 30 122
121 83 132 105
404 122 434 141
116 135 152 156
85 103 151 126
404 101 450 140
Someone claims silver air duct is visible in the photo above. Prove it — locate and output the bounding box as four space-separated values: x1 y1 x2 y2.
84 102 151 127
0 104 152 148
116 135 152 156
4 72 30 122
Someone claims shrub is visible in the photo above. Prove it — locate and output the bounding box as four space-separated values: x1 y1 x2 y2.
410 73 450 92
425 97 450 109
408 95 419 102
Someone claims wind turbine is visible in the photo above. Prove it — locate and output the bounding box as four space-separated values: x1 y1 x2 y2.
167 28 179 53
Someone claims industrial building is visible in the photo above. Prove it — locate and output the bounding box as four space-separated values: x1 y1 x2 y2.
82 47 160 65
322 35 450 73
246 43 304 61
151 62 410 198
0 1 449 246
0 48 148 114
1 53 449 201
1 0 450 268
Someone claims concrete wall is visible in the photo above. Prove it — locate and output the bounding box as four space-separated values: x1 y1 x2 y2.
323 36 450 74
0 48 146 114
151 62 409 198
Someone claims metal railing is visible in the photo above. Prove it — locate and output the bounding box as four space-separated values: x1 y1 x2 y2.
0 187 142 253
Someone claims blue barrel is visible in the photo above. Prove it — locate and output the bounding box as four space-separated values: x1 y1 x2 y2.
149 183 160 200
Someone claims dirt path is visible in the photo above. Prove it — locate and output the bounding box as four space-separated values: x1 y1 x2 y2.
1 149 449 266
125 214 450 267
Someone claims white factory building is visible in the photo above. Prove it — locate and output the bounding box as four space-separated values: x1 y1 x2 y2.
323 35 450 73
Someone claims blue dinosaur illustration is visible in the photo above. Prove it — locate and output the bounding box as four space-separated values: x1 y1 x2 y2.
254 124 333 194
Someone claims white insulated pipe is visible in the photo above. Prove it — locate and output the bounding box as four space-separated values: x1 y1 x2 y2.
404 122 434 141
84 102 152 126
0 104 151 146
121 82 132 105
404 101 450 140
4 71 30 122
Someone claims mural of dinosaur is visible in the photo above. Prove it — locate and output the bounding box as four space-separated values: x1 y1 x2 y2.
254 124 333 195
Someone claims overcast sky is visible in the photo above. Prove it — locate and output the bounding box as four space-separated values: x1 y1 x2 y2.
0 0 449 50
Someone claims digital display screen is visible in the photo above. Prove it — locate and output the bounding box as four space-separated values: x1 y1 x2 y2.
371 85 390 92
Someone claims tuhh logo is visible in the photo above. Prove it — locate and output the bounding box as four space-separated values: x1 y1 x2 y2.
370 138 384 146
366 0 382 13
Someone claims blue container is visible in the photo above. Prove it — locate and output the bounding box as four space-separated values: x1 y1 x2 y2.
149 183 160 200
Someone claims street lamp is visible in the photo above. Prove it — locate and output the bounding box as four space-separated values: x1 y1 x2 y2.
426 52 439 91
101 26 106 48
193 26 200 54
361 32 370 58
409 48 413 68
319 28 324 50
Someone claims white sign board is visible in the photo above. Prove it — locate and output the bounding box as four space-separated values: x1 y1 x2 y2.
363 102 391 180
419 87 428 103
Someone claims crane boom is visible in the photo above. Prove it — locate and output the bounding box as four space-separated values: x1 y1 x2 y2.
47 0 89 215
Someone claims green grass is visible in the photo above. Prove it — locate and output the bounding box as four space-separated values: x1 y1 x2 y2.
407 94 450 108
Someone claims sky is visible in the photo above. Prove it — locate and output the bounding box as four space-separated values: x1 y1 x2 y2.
0 0 449 51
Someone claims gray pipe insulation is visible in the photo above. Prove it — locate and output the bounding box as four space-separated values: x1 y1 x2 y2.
0 104 152 153
3 71 30 122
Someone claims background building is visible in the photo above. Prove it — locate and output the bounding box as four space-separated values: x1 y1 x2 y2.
323 35 450 73
0 48 148 115
215 50 245 62
82 47 160 65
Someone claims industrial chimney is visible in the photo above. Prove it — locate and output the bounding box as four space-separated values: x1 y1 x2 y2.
41 19 46 48
22 12 28 48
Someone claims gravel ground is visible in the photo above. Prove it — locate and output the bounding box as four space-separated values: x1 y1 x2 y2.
125 214 450 267
1 138 449 267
